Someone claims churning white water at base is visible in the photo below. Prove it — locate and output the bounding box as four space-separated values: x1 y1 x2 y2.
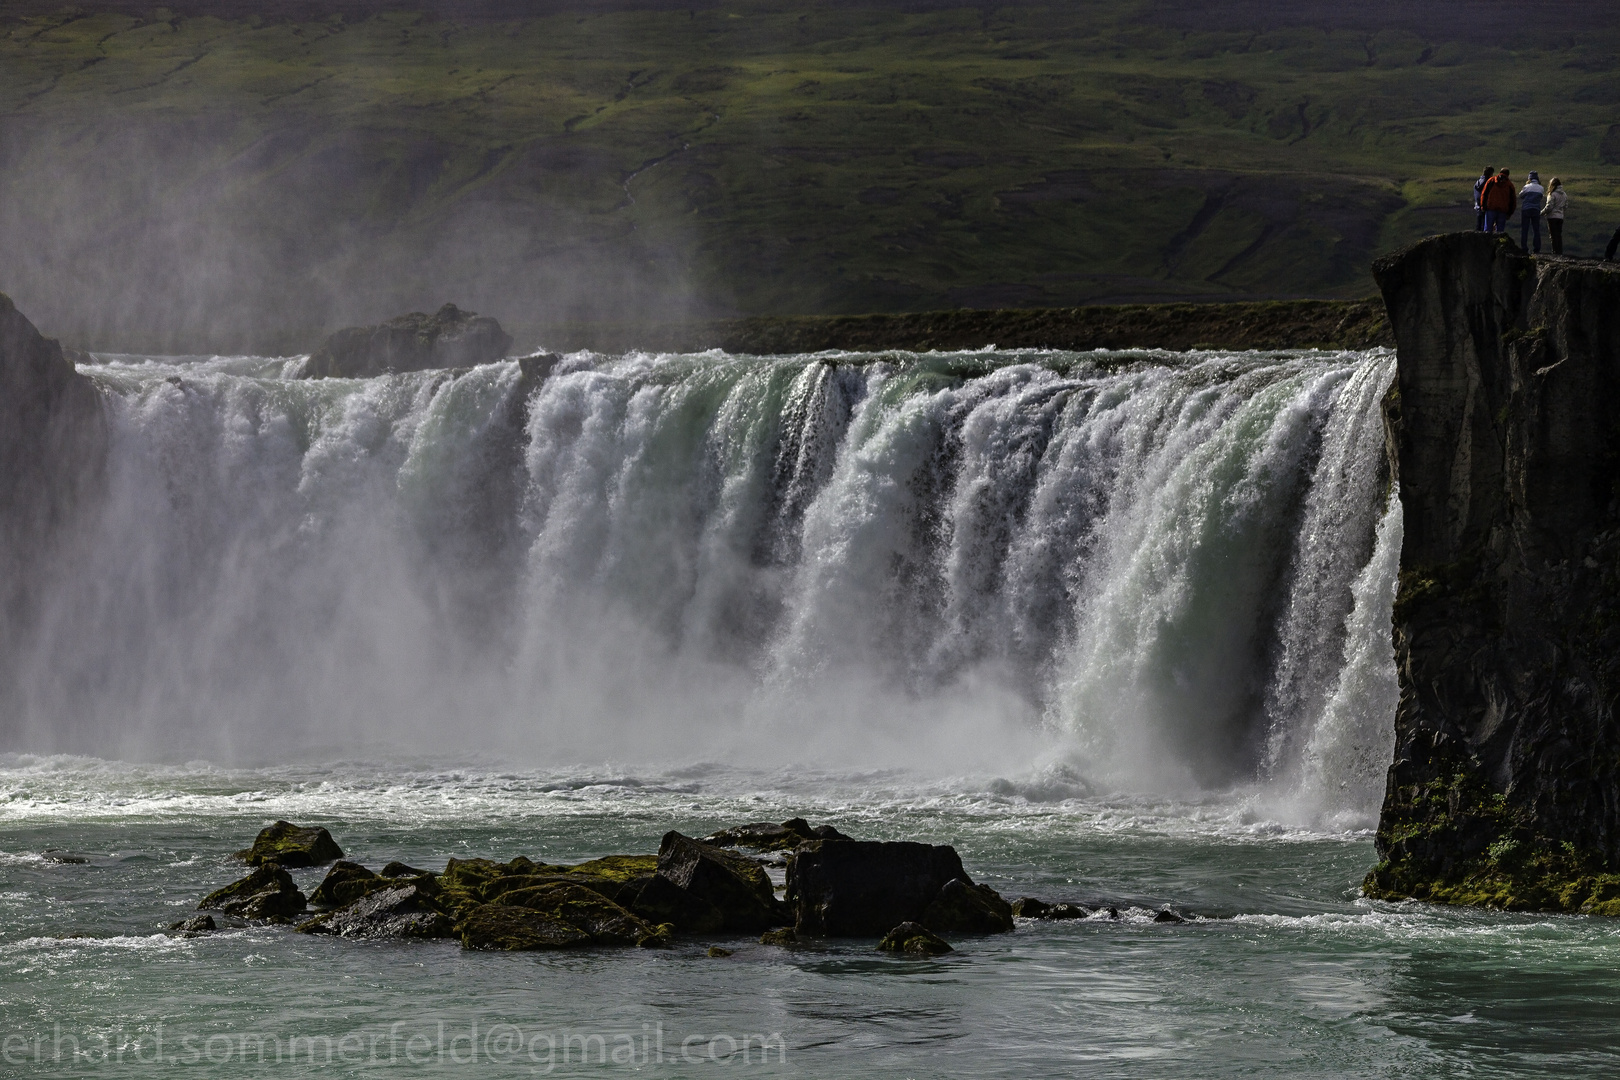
14 347 1397 826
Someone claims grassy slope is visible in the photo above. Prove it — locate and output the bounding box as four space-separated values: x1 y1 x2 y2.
0 1 1617 351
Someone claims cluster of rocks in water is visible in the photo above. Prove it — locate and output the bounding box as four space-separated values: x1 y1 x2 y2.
182 817 1162 955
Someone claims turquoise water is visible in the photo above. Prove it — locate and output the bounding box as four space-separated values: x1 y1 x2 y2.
4 756 1617 1078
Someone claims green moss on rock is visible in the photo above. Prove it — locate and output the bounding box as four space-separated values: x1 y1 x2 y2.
1365 754 1620 914
877 921 952 955
235 821 344 868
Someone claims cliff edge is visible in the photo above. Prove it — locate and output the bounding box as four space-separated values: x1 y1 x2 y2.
0 293 107 727
1365 233 1620 913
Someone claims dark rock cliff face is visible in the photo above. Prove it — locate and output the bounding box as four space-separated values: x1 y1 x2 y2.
1366 233 1620 914
301 303 512 379
0 294 107 729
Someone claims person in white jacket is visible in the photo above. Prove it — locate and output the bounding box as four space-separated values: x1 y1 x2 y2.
1543 178 1567 255
1519 171 1546 253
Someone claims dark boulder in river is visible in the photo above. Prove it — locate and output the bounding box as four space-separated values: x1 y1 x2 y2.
236 821 344 868
788 840 1012 936
702 817 851 852
301 303 513 379
198 863 306 920
459 903 592 951
631 831 789 933
1366 233 1620 915
309 861 387 908
298 883 454 941
167 914 216 937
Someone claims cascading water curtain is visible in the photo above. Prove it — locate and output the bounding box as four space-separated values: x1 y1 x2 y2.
22 348 1398 821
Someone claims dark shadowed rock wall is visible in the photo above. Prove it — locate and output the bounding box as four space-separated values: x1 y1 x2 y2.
0 293 107 731
1365 233 1620 913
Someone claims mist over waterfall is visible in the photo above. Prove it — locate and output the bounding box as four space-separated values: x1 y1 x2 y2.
13 347 1398 824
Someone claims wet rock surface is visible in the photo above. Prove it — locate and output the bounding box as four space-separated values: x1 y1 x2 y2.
1367 233 1620 914
167 914 216 937
701 817 850 852
298 884 455 941
236 821 344 868
877 921 952 955
922 878 1015 933
788 840 1011 937
301 303 512 379
198 863 306 921
632 832 789 933
191 820 1024 951
1011 898 1091 920
459 903 592 951
309 861 382 908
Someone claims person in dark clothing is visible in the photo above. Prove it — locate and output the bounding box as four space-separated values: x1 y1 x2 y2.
1519 171 1546 253
1473 167 1495 231
1606 225 1620 262
1479 168 1516 233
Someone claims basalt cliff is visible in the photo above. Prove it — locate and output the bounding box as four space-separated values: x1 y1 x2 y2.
1365 233 1620 913
0 293 107 728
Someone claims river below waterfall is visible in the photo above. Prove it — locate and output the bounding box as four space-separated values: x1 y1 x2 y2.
3 758 1619 1077
2 347 1615 1075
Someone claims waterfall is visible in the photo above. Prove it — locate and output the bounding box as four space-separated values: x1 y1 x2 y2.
13 347 1399 819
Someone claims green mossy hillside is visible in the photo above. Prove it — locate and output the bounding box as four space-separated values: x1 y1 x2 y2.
2 2 1617 352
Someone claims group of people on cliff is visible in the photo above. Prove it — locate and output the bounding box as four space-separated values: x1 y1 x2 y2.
1474 167 1620 261
1472 167 1567 254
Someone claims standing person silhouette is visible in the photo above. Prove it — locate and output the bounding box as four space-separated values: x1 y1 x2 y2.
1519 171 1546 253
1473 166 1495 231
1543 178 1567 255
1479 168 1516 233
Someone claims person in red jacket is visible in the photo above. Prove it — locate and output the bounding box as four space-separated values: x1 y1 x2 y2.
1480 168 1517 233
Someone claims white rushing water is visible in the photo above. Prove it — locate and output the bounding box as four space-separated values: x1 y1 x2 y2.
12 347 1398 827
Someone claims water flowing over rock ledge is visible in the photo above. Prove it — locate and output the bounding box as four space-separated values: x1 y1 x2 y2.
1366 234 1620 914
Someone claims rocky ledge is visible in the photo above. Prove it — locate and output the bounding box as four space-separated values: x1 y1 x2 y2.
188 818 1024 953
1365 233 1620 914
301 303 513 379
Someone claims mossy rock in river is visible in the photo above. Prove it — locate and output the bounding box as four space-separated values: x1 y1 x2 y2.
459 903 592 950
298 883 454 941
235 821 344 868
491 881 669 947
561 855 659 906
877 921 952 955
198 863 306 920
437 853 660 919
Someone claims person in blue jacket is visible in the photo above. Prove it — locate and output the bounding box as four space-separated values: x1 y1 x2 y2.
1519 171 1546 253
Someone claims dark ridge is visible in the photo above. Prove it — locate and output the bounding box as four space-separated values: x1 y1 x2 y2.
520 298 1393 355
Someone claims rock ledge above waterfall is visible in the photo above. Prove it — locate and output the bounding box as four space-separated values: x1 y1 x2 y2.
301 303 512 378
